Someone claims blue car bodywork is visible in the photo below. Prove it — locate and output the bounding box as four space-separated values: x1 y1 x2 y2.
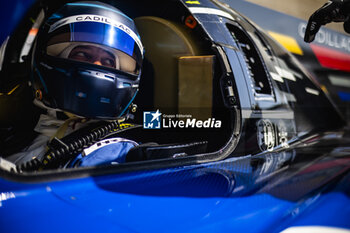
1 0 350 232
1 150 350 232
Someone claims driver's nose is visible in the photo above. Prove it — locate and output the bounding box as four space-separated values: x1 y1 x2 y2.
93 60 102 66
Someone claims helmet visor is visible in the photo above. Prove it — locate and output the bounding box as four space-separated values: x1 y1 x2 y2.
46 21 143 74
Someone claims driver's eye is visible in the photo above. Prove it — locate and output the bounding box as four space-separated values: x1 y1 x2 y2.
69 51 91 61
102 58 115 68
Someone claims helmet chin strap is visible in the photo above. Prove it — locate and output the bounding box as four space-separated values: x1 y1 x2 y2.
63 111 82 119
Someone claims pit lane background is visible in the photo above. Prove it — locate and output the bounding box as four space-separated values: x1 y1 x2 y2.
222 0 350 121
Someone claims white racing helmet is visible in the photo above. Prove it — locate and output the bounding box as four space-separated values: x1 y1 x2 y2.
32 1 144 119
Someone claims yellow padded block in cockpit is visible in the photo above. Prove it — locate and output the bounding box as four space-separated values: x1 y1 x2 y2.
134 16 202 112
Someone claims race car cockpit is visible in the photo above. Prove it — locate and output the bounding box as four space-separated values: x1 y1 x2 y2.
0 0 236 172
0 0 344 175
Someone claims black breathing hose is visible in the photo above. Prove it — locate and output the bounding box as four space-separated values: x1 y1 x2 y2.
17 120 121 172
